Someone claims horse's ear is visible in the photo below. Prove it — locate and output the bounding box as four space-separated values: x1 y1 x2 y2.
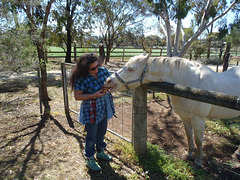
147 52 151 59
142 52 151 63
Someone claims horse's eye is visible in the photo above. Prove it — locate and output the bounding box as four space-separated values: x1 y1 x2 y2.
128 67 134 72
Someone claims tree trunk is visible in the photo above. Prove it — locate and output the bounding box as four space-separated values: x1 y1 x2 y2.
165 20 172 57
223 42 231 72
36 44 51 115
65 0 72 63
105 47 111 65
99 44 105 65
173 20 181 56
65 29 72 63
216 48 223 72
105 42 112 64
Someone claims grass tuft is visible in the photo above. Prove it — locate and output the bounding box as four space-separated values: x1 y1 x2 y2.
113 140 214 179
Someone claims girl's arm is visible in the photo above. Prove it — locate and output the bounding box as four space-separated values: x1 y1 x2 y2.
74 89 105 101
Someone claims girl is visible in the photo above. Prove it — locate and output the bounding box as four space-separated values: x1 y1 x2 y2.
70 53 115 171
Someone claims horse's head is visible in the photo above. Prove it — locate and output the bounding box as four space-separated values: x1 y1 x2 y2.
105 54 150 91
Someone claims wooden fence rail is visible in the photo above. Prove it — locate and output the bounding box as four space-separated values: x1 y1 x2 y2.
133 82 240 155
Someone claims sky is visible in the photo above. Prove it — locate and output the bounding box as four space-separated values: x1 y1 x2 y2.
144 0 238 37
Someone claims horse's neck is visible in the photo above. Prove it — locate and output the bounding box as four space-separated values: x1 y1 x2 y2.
147 57 189 84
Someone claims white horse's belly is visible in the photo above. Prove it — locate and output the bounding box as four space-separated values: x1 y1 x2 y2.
170 96 211 118
207 105 240 119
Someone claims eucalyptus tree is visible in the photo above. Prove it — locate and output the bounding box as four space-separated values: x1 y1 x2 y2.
0 25 37 72
147 0 239 57
0 1 36 71
227 19 240 49
191 0 233 59
89 0 150 64
52 0 89 63
218 17 240 71
2 0 56 115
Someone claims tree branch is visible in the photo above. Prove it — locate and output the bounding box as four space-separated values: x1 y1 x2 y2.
200 0 212 28
178 0 238 57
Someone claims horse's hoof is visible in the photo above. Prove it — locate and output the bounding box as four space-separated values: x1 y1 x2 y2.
194 159 202 167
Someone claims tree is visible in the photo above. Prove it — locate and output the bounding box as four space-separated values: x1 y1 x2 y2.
52 0 88 63
0 25 37 72
193 0 217 58
89 0 150 64
218 16 240 71
227 18 240 48
5 0 56 115
147 0 239 57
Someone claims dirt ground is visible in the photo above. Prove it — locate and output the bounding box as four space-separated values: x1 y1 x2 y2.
0 64 240 179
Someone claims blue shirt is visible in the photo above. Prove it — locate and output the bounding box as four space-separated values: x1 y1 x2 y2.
74 67 115 124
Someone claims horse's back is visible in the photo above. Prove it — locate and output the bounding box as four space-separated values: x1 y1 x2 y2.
221 66 240 77
207 66 240 119
215 66 240 96
172 64 240 119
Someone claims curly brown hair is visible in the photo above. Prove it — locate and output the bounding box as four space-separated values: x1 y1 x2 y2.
70 53 99 89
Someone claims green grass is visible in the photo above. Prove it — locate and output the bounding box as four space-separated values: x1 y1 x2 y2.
113 140 214 179
47 46 240 61
206 117 240 142
47 46 168 59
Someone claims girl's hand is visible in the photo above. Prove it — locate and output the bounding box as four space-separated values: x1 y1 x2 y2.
94 90 105 98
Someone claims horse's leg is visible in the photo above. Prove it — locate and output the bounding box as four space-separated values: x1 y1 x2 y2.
181 117 194 161
192 115 205 167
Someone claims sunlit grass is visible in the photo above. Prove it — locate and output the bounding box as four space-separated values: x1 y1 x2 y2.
206 117 240 137
113 140 213 179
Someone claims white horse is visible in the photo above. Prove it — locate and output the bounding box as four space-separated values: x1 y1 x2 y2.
105 54 240 166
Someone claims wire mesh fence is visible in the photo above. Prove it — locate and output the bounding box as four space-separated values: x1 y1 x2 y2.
61 62 133 142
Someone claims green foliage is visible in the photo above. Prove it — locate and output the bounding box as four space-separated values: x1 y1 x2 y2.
199 57 223 65
0 25 37 71
147 0 190 20
218 24 229 40
227 19 240 48
174 0 191 20
218 12 240 48
190 40 206 60
51 0 86 49
206 117 240 141
89 0 149 63
114 140 212 179
138 143 211 179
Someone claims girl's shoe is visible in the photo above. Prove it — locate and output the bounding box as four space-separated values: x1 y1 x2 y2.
86 158 101 171
96 150 112 161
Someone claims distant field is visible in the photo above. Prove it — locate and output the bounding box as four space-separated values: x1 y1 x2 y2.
47 46 240 62
47 46 168 60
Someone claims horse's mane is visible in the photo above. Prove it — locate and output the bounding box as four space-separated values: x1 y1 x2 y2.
155 56 215 74
132 55 215 76
160 57 200 70
146 56 217 86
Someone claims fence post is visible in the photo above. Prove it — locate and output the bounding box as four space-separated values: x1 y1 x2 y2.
122 47 125 61
74 41 77 62
61 63 74 128
132 86 147 155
